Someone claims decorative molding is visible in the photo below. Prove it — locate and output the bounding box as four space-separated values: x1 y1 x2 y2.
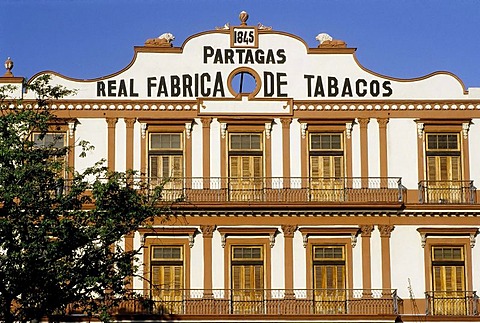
417 122 424 139
138 227 198 248
67 121 76 138
462 122 470 139
281 225 297 238
299 227 360 248
417 227 479 248
257 23 272 30
378 225 395 238
217 227 278 248
360 225 374 238
220 122 227 139
185 122 193 139
140 123 147 139
265 122 272 139
300 123 308 139
345 122 353 139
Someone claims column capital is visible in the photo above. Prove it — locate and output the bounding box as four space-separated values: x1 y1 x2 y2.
280 117 292 128
125 118 135 128
200 225 216 238
106 117 118 128
281 225 297 238
357 117 370 128
377 118 389 128
360 225 374 237
378 224 395 238
201 117 212 128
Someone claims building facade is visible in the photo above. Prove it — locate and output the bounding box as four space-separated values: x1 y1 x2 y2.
2 11 480 323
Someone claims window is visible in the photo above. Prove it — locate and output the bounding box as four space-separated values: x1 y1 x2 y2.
149 133 184 200
309 133 344 201
33 132 68 179
425 133 462 203
151 246 184 314
231 246 264 314
312 245 346 314
228 133 264 201
431 246 466 315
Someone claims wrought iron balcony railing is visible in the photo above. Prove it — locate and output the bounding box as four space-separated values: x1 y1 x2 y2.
425 291 478 316
110 288 402 316
418 180 477 204
147 177 405 204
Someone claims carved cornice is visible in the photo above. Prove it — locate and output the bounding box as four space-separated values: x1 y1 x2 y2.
217 227 278 248
281 225 297 238
299 227 360 248
417 227 479 248
293 102 480 111
138 227 198 248
378 224 395 238
360 225 374 237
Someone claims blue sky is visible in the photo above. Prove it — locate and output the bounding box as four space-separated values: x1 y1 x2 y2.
1 0 480 88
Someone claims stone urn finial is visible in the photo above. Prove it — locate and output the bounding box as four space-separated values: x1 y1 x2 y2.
4 57 13 77
239 11 249 26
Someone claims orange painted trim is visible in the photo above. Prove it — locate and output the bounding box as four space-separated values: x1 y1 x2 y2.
106 117 118 171
281 118 291 185
358 118 370 180
378 118 389 178
125 118 135 171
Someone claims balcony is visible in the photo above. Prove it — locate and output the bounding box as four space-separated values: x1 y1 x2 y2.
418 180 477 204
113 288 402 316
149 177 405 205
425 291 479 316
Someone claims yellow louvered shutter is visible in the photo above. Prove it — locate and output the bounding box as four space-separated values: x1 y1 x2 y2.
427 156 461 181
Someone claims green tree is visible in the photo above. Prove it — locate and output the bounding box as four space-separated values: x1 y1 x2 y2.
0 75 162 323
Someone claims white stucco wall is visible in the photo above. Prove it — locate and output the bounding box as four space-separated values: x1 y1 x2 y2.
270 119 283 178
293 232 306 289
368 118 380 178
351 122 361 178
211 231 224 289
192 118 204 178
370 229 383 289
210 119 220 179
191 233 204 290
352 235 363 289
74 118 108 173
388 119 418 189
133 121 141 172
271 231 285 290
390 226 425 299
469 119 480 185
290 119 302 180
115 118 126 172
